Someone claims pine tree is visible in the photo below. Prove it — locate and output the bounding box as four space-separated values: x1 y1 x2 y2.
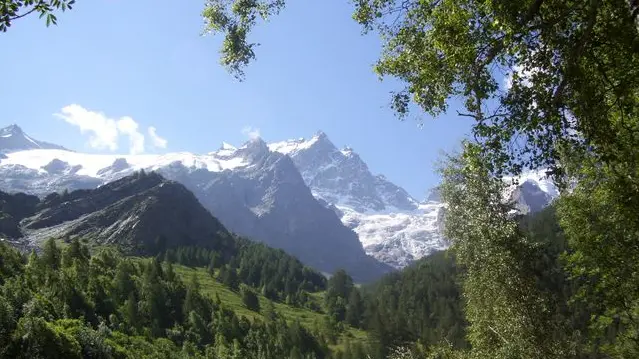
123 292 139 333
114 260 136 302
183 274 202 317
0 294 14 350
224 266 239 291
41 238 61 270
289 347 303 359
345 288 363 328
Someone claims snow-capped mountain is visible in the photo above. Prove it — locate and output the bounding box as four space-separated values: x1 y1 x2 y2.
269 132 561 268
0 126 391 282
269 132 448 268
0 124 560 272
504 170 560 214
0 125 68 152
269 132 419 212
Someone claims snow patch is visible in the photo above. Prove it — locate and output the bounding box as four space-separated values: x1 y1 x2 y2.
221 142 236 150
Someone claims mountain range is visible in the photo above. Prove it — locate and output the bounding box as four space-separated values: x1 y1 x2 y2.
0 124 559 277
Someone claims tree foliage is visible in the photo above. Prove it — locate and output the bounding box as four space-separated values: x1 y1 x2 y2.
0 240 330 358
439 143 569 359
0 0 76 31
556 148 639 358
359 251 466 357
202 0 286 79
240 284 260 312
164 242 326 307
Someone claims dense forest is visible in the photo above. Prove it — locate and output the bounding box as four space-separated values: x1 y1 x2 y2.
163 240 327 306
0 238 331 358
0 233 464 359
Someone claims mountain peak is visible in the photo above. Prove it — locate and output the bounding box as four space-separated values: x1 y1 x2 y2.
313 130 327 139
237 136 269 162
1 124 23 136
268 130 337 156
0 124 68 152
221 142 236 150
308 130 337 150
14 172 228 254
243 136 267 148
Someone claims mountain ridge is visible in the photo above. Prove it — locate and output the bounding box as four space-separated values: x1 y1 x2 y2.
0 124 559 271
0 125 391 281
0 171 232 253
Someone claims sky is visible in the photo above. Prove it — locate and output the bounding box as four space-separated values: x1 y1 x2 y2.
0 0 475 199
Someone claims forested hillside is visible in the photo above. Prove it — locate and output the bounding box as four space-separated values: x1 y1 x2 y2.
0 239 343 358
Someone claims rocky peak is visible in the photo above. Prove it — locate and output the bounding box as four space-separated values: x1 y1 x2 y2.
41 159 82 175
314 130 327 139
1 124 23 136
310 131 337 151
508 179 554 214
97 158 131 178
0 124 68 152
237 137 269 162
270 132 418 212
10 172 228 254
221 142 236 150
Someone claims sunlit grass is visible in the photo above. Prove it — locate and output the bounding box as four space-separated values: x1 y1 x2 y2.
172 264 369 350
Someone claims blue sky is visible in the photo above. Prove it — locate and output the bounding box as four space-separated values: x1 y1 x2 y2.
0 0 474 198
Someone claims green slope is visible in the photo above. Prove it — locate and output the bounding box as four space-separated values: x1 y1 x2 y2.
172 264 369 350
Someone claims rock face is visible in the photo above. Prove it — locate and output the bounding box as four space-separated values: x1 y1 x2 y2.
0 128 390 282
0 191 40 239
270 132 419 212
0 172 229 253
153 139 390 281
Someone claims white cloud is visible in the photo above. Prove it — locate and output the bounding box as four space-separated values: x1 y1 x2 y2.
54 104 120 151
148 126 168 149
241 126 261 140
116 116 145 155
55 104 167 154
